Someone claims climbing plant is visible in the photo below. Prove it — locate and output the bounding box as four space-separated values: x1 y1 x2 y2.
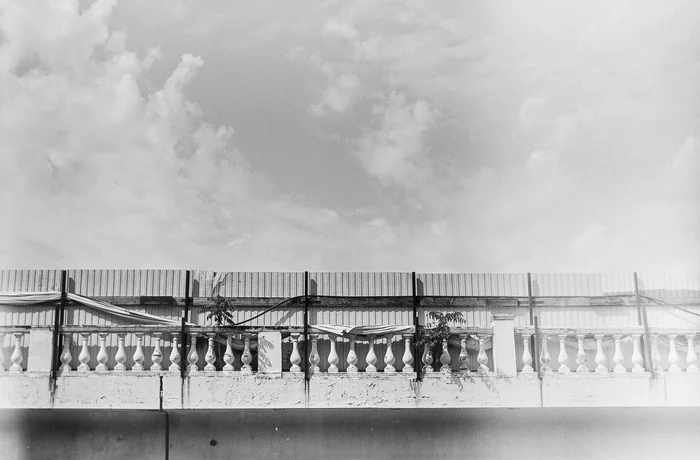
416 311 466 358
200 295 237 326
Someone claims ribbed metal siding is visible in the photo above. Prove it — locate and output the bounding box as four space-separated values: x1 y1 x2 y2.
0 270 62 292
310 272 412 296
530 273 636 297
191 272 305 298
417 273 528 296
194 305 303 327
310 306 413 326
417 305 529 328
645 305 700 329
68 270 187 297
637 273 700 297
534 305 638 328
0 306 55 326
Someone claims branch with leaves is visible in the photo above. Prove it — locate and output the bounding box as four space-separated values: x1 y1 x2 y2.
200 295 237 326
417 311 466 349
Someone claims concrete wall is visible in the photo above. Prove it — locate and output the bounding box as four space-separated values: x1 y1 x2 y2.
2 408 700 460
3 372 700 410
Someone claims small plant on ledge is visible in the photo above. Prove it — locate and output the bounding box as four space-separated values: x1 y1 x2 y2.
417 311 466 370
200 295 237 326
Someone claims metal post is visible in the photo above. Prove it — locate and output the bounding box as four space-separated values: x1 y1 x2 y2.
412 271 421 379
634 272 653 374
181 270 191 379
528 273 538 374
304 271 309 383
50 270 67 390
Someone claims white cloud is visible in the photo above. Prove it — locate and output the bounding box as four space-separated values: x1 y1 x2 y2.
354 92 438 187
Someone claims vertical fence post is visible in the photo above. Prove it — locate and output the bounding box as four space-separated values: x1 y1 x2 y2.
528 273 539 375
412 271 421 380
304 271 309 383
181 270 191 379
634 272 653 374
50 270 67 391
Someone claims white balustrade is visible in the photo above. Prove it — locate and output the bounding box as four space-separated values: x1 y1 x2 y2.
557 333 570 373
96 332 109 372
539 334 552 373
686 334 699 373
114 333 127 372
521 334 533 373
187 333 199 373
77 332 91 372
440 340 451 373
60 333 73 373
575 334 588 372
613 335 625 373
224 334 236 372
169 335 181 372
631 334 644 373
346 336 358 373
132 332 146 371
241 333 253 374
384 335 396 373
651 334 662 373
402 334 414 373
308 334 320 373
328 335 339 373
594 334 607 373
422 344 434 373
10 332 24 373
151 332 163 371
205 333 217 372
366 336 378 373
459 334 470 371
667 334 681 373
289 334 301 373
476 335 489 373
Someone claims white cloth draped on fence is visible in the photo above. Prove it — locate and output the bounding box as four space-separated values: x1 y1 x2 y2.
0 291 188 326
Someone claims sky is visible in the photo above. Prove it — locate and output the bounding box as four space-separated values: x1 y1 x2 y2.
0 0 698 273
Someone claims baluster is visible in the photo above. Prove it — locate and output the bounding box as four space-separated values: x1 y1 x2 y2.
346 336 358 373
686 334 699 373
132 332 145 371
631 334 644 373
151 332 163 371
0 338 6 372
224 333 236 372
613 335 626 373
169 335 181 372
77 332 91 372
96 332 109 372
114 333 127 372
204 333 217 372
422 343 434 373
402 334 414 373
668 334 681 373
459 334 470 371
10 332 25 373
60 333 73 373
440 339 452 373
241 333 253 374
289 334 301 373
0 334 5 372
557 333 570 373
384 335 396 373
187 333 199 373
477 335 489 373
328 335 339 373
651 333 662 372
308 333 320 373
521 334 533 373
540 333 552 373
575 334 588 372
366 336 378 373
594 334 607 373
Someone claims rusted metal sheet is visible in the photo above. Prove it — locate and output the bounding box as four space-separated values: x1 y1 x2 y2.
531 273 636 297
190 272 305 298
68 270 188 297
310 272 412 297
417 273 528 297
0 270 62 292
637 273 700 298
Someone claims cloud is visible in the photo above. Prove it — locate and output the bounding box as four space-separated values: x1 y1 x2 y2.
354 92 438 187
308 52 361 115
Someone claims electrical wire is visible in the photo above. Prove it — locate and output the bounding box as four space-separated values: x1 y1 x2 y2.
639 295 700 317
